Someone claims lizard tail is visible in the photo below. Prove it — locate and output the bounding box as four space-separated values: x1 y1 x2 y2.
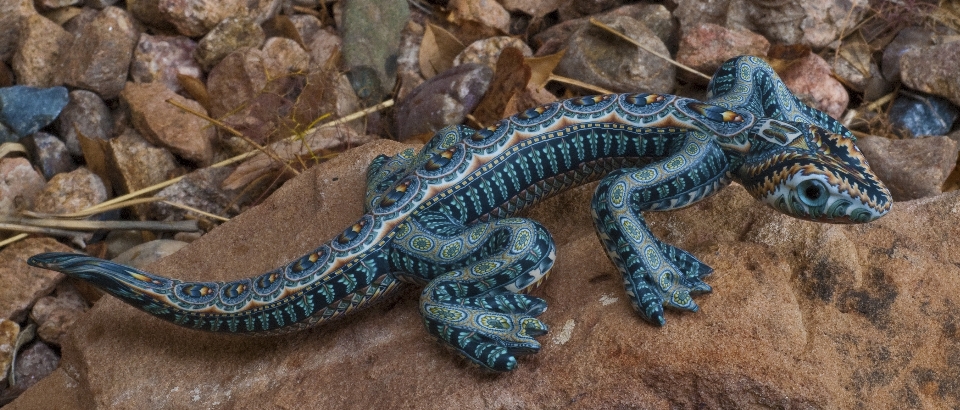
27 247 399 334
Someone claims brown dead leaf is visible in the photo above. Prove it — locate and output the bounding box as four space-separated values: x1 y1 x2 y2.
177 74 211 113
471 47 531 126
766 44 812 73
264 15 307 50
505 84 558 118
77 128 113 196
419 23 465 79
527 50 565 89
837 37 873 77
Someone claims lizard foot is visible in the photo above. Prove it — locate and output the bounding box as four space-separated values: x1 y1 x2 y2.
421 293 548 372
623 242 714 326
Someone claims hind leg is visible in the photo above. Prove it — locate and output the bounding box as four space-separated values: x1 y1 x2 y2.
389 213 554 371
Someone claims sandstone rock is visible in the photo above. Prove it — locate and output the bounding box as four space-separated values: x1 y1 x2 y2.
306 28 342 71
0 157 46 216
0 0 36 62
449 0 509 32
29 282 88 346
0 319 19 385
32 167 108 215
121 81 215 166
0 238 72 322
58 6 139 100
11 14 71 88
56 90 113 157
533 3 676 56
129 33 202 94
125 0 172 30
557 0 624 20
193 17 265 72
20 132 76 180
675 23 769 84
500 0 561 18
158 0 281 37
901 41 960 107
881 26 934 82
777 52 848 120
9 138 960 408
856 135 958 201
112 239 189 268
261 37 310 79
106 129 184 208
556 15 675 94
395 63 492 141
453 36 533 72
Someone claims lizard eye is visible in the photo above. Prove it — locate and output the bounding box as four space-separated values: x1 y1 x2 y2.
797 179 828 207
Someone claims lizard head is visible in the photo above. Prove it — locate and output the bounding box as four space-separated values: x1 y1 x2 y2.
737 119 892 224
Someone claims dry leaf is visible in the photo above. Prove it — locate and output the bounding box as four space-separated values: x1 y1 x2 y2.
471 47 531 126
77 128 113 196
837 37 873 77
264 15 306 50
526 50 565 89
223 127 375 190
0 142 26 160
419 23 465 79
177 74 211 113
766 44 812 73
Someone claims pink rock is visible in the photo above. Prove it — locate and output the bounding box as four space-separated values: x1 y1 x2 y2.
193 17 265 71
158 0 282 37
778 52 849 120
120 82 215 166
676 23 769 83
306 29 342 71
0 157 46 216
129 33 202 94
11 14 71 87
262 37 310 79
30 282 89 347
33 167 108 215
57 6 139 100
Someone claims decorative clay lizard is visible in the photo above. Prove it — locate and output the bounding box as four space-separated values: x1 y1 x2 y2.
28 56 892 371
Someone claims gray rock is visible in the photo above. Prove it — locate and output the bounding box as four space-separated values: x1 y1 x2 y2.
57 90 113 157
395 63 492 141
9 342 59 392
158 0 281 37
341 0 409 102
556 15 675 94
20 132 76 180
857 135 958 201
151 167 246 221
888 92 958 138
0 86 69 143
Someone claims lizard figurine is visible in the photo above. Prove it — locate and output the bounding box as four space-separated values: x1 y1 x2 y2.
28 56 892 371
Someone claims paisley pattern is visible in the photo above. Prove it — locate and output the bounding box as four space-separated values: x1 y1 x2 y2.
28 56 892 372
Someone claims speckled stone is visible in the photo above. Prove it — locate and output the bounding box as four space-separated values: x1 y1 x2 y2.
158 0 281 37
120 81 215 166
453 36 533 72
20 132 76 180
32 167 108 215
129 33 202 94
0 86 69 142
11 14 71 88
0 157 46 216
56 90 113 157
57 6 139 100
29 282 88 346
193 17 265 71
0 238 73 323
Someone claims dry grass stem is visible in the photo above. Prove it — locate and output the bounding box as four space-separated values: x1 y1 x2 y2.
160 201 231 222
588 17 711 81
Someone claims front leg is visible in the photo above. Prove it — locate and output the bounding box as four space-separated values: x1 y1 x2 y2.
390 213 555 371
592 130 730 325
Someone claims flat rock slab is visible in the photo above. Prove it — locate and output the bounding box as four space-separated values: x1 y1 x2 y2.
10 139 960 408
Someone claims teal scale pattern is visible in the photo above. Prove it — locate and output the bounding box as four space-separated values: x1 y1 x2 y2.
27 56 893 372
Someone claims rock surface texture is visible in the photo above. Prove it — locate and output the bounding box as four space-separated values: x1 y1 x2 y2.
9 140 960 409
